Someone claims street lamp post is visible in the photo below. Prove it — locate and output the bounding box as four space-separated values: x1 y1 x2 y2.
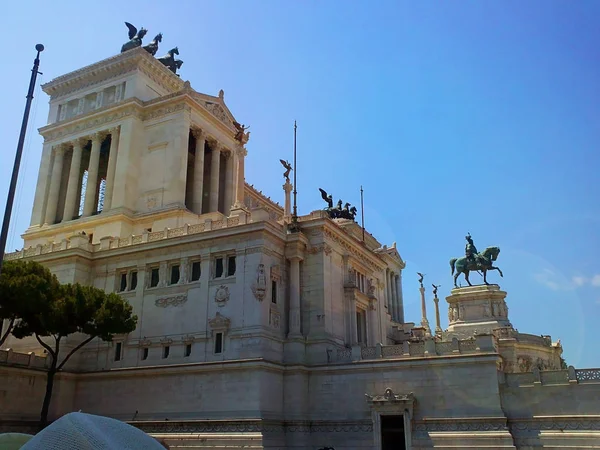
0 44 44 276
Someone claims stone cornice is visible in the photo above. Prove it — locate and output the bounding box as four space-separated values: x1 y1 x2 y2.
39 99 144 143
304 221 388 273
244 183 283 214
42 47 184 100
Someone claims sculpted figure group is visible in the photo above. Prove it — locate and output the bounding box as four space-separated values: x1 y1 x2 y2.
120 22 183 76
318 188 357 221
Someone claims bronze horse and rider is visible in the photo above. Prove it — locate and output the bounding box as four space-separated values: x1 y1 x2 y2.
450 233 503 287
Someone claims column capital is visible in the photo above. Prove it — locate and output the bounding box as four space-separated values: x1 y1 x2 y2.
90 130 107 143
71 137 87 149
191 127 205 140
108 125 121 135
212 142 225 153
236 146 248 157
53 144 67 155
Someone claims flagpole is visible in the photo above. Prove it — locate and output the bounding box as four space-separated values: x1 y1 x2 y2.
293 120 297 219
0 44 44 276
289 120 299 232
360 185 365 242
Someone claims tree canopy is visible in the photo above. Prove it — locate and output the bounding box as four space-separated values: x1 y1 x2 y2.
0 260 137 427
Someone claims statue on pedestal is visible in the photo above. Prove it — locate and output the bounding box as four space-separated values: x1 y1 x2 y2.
450 233 504 287
417 272 424 288
279 159 292 183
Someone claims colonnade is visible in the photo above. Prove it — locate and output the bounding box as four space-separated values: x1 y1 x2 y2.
42 127 120 226
386 269 404 323
188 128 245 216
36 124 246 227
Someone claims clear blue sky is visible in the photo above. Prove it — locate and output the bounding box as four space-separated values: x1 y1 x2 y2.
1 1 598 367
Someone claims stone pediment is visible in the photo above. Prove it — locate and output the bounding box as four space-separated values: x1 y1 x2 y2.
374 244 406 269
42 47 184 100
186 89 238 132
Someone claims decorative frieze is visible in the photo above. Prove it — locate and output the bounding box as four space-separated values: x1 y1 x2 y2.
155 294 187 308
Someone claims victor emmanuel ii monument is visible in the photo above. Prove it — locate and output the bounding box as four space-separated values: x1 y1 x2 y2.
0 24 599 449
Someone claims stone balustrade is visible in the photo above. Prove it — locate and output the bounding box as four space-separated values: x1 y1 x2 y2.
4 218 244 262
503 366 600 387
333 336 488 363
0 349 48 369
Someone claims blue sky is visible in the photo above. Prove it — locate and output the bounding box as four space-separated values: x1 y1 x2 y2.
1 1 598 367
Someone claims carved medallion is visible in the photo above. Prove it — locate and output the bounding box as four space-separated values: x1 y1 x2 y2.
214 285 230 306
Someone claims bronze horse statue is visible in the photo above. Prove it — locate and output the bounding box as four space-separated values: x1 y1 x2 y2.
157 47 180 73
450 246 503 287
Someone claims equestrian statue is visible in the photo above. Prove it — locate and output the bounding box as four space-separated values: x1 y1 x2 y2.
121 22 148 53
449 233 503 287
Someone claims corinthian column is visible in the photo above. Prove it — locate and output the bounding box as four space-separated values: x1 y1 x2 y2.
209 143 221 212
103 127 120 211
62 140 84 222
223 151 234 215
192 129 206 215
83 132 103 217
234 146 247 208
44 145 66 225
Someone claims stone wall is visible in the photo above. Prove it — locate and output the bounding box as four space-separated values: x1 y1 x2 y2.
501 367 600 449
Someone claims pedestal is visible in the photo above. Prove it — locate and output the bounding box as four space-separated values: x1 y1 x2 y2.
419 286 431 337
283 181 292 221
446 284 511 337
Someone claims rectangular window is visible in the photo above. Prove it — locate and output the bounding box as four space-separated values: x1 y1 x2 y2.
150 268 159 287
119 273 127 292
114 342 122 361
162 346 170 359
214 332 223 354
170 265 180 285
356 309 367 345
141 347 148 360
271 280 277 304
130 271 138 291
227 256 236 276
184 343 192 357
191 261 201 281
215 258 224 278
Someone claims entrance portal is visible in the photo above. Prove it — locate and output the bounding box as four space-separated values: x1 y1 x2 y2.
381 415 406 450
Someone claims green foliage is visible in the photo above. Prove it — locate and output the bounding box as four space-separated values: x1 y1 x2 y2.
0 260 137 426
0 260 61 346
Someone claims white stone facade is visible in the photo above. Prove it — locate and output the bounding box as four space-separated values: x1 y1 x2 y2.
1 48 599 449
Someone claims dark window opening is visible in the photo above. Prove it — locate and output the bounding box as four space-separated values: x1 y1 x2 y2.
381 415 406 450
215 258 224 278
184 343 192 357
119 273 127 292
271 280 277 304
150 268 159 287
163 346 170 359
215 333 223 354
170 265 180 285
227 256 236 276
130 271 138 291
141 347 148 360
191 261 201 281
114 342 122 361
